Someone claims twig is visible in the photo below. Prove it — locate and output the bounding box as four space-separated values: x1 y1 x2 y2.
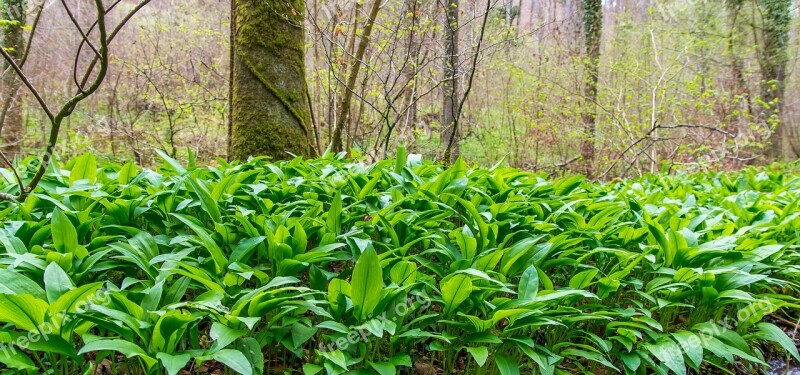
0 46 54 122
0 150 23 195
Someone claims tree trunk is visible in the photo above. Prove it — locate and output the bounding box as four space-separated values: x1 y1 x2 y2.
580 0 602 176
759 0 792 159
331 0 381 154
726 0 752 134
1 0 26 156
229 0 314 161
441 0 459 163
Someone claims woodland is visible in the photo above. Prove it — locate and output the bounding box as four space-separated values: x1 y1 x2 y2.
0 1 799 374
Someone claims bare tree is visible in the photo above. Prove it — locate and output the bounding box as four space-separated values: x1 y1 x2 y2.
0 0 42 155
331 0 382 153
579 0 603 175
0 0 151 201
757 0 794 159
441 0 459 163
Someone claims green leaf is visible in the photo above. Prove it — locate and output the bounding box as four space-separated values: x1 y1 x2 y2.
44 262 74 303
69 153 97 184
518 265 539 301
466 346 489 367
646 338 686 375
49 282 103 317
291 323 318 349
156 149 187 174
201 349 253 375
236 337 264 375
78 339 157 369
441 274 473 317
152 310 195 354
495 354 520 375
370 361 397 375
568 269 599 289
187 178 222 223
0 330 78 358
210 322 246 351
671 331 702 370
327 192 343 235
171 213 228 274
0 269 46 299
394 146 407 174
118 161 138 184
0 345 36 370
0 294 47 332
754 322 800 362
51 208 79 254
303 364 323 375
351 246 383 321
157 352 192 375
389 260 417 286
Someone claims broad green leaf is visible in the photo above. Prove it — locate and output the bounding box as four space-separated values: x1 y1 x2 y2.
0 294 47 332
44 262 74 303
0 345 36 370
441 274 472 317
518 265 539 301
671 331 702 370
0 269 46 299
370 361 397 375
156 149 187 174
199 349 253 375
646 339 686 375
187 178 222 223
754 322 800 362
389 260 417 286
78 339 157 369
351 246 383 321
171 213 228 274
157 352 192 375
495 354 520 375
569 269 599 289
210 322 246 351
466 346 489 367
69 153 97 184
327 192 343 235
51 208 79 254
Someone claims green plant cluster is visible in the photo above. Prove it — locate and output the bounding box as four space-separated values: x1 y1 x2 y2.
0 152 798 375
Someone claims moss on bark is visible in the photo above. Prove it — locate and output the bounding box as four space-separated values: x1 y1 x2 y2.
229 0 313 161
1 0 26 155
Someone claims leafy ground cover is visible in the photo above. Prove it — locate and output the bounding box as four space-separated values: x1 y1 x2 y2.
0 152 799 375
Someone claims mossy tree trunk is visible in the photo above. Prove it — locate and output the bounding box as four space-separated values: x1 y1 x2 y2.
1 0 26 156
229 0 314 161
757 0 793 159
579 0 602 176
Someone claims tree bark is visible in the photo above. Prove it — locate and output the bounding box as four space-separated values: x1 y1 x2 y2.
229 0 314 161
758 0 792 160
1 0 26 156
580 0 602 176
441 0 459 163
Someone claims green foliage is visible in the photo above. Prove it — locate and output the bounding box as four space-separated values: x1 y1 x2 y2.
0 153 799 374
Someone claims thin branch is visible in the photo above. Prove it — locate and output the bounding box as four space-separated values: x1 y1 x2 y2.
0 47 54 121
0 150 23 196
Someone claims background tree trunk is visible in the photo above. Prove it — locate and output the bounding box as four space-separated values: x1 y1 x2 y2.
441 0 459 163
758 0 792 160
1 0 26 156
229 0 313 161
331 0 381 154
580 0 602 175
